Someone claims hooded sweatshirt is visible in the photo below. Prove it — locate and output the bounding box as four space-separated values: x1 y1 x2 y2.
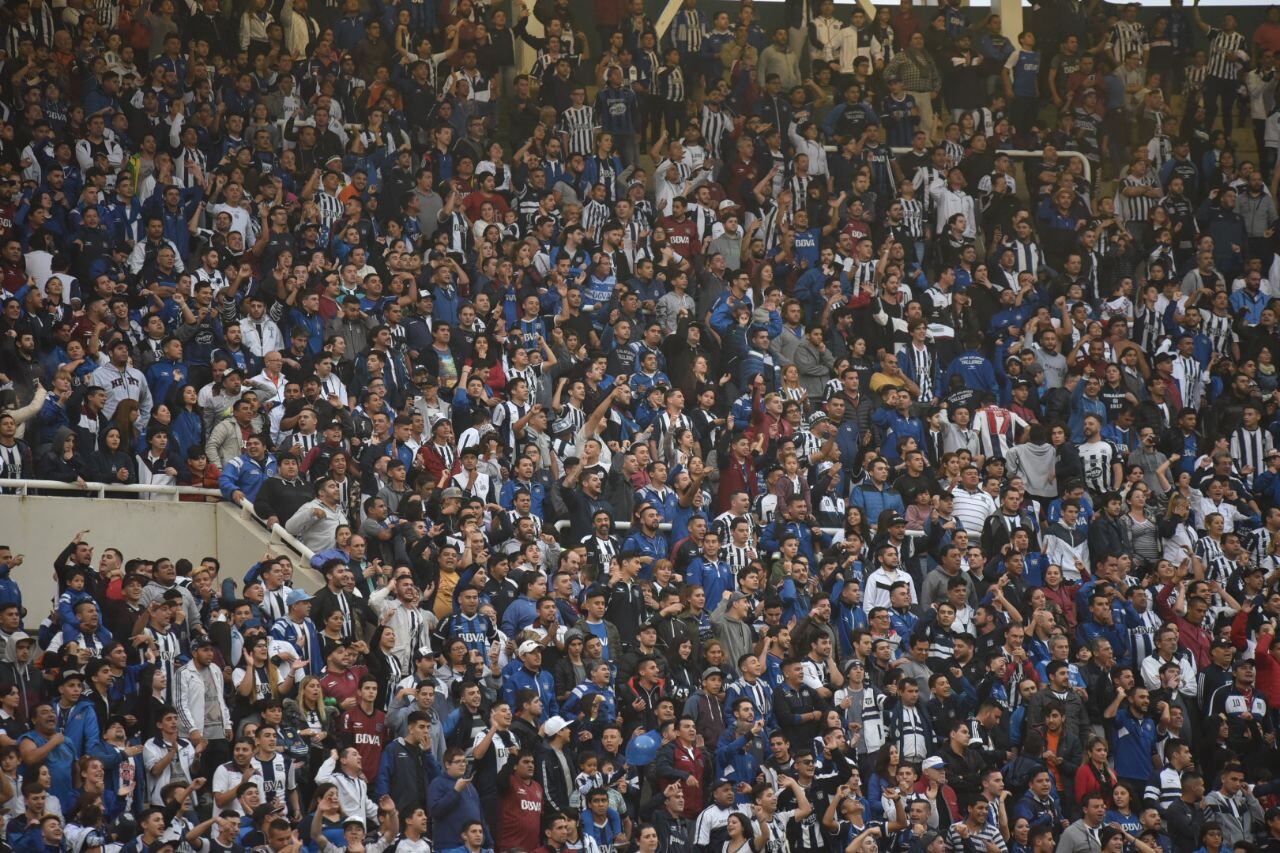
1005 441 1058 498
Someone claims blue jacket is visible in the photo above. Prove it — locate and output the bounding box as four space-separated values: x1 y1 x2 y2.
849 482 905 524
760 519 829 565
57 699 103 759
428 773 491 846
56 589 94 634
501 664 559 721
0 565 22 611
715 729 766 798
687 558 735 608
219 453 279 502
563 682 617 720
1111 707 1157 781
376 736 442 815
499 595 540 637
941 349 999 398
740 348 781 391
1076 619 1132 665
268 617 324 678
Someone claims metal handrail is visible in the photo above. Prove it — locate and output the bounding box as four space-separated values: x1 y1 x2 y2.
236 497 318 562
891 145 1093 188
0 479 221 500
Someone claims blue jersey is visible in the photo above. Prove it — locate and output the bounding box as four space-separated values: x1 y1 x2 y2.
1009 50 1040 97
792 228 821 265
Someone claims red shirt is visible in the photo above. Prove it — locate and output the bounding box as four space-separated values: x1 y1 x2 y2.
659 216 700 259
336 704 387 779
320 664 368 706
498 777 545 850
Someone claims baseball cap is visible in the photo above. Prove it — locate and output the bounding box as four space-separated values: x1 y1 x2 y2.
543 715 572 736
517 640 542 657
702 666 724 681
922 756 946 771
286 589 313 606
441 487 464 500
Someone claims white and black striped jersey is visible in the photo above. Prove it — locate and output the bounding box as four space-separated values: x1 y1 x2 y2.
787 175 812 211
552 403 586 436
669 10 704 53
700 106 734 162
174 146 208 190
493 399 532 453
714 511 757 542
1251 527 1277 571
147 626 184 703
314 190 344 228
1201 312 1235 358
558 104 598 156
796 428 823 463
1184 62 1208 94
1108 20 1147 64
897 197 924 238
1206 27 1247 80
848 259 878 292
904 345 935 400
1134 305 1164 355
941 139 964 168
1230 427 1273 489
1195 535 1224 569
653 410 692 445
1003 239 1044 278
1172 354 1207 408
1118 173 1160 224
912 166 946 216
722 541 758 572
656 65 685 102
91 0 120 29
582 199 610 243
1127 606 1163 667
507 364 544 403
1078 439 1119 496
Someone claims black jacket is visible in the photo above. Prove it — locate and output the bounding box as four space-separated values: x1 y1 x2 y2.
537 742 574 813
253 476 312 524
1087 513 1131 571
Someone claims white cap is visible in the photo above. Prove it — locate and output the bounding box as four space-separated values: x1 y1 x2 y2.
543 715 572 737
517 640 542 657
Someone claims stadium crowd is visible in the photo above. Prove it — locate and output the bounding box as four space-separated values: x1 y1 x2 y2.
6 0 1280 853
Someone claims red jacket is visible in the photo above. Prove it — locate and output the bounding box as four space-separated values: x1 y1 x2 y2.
1233 610 1280 708
1154 583 1211 668
717 452 758 508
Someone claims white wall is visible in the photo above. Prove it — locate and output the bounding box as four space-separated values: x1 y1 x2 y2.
0 496 319 626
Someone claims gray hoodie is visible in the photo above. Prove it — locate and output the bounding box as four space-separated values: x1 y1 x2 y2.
1005 441 1058 498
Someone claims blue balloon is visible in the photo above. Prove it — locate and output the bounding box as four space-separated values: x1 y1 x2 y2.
625 731 661 766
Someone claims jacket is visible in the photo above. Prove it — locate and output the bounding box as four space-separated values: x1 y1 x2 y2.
204 417 246 468
1056 819 1105 853
268 616 324 678
709 597 755 668
218 452 278 502
793 340 836 399
1204 789 1264 847
427 772 490 846
501 664 560 721
538 742 574 813
253 476 313 526
375 736 442 815
1166 799 1206 853
1024 689 1091 744
175 660 231 738
89 362 153 428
